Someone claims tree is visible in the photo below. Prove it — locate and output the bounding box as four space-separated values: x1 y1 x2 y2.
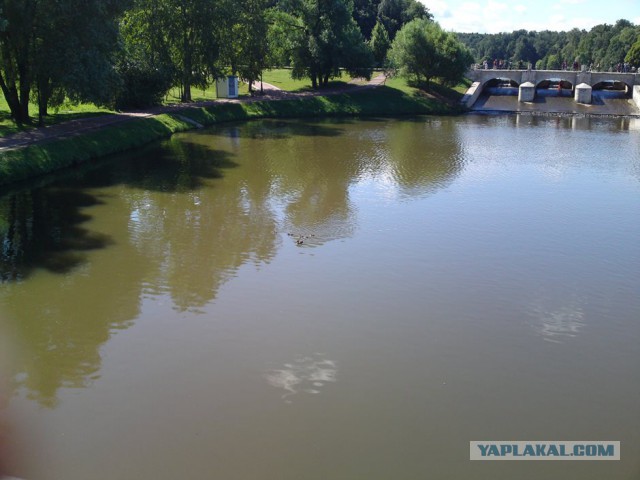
0 0 126 125
512 35 538 66
269 0 373 88
388 18 472 87
546 53 561 70
378 0 431 40
125 0 224 102
220 0 270 93
353 0 378 40
369 20 391 66
626 38 640 67
118 0 176 108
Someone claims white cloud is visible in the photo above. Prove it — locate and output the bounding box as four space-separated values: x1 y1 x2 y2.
425 0 640 33
423 0 452 19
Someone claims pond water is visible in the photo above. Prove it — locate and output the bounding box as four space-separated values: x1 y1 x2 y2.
1 115 639 480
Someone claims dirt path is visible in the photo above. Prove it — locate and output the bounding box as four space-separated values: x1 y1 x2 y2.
0 74 387 152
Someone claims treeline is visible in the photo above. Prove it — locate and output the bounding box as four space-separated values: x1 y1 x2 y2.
458 19 640 71
0 0 430 125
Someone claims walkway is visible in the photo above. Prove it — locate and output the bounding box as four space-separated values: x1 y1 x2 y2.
0 74 387 152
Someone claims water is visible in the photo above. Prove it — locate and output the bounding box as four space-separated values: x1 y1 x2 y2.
0 116 639 480
474 88 640 115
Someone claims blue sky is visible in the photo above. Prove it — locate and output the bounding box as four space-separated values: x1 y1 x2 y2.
420 0 640 33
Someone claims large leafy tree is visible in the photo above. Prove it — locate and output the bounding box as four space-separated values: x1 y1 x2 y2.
270 0 373 88
118 2 175 109
125 0 225 103
0 0 126 125
388 19 472 87
220 0 271 93
377 0 431 40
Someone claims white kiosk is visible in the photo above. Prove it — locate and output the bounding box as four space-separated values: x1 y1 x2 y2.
216 76 239 98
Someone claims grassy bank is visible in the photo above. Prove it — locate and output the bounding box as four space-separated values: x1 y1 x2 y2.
0 84 465 186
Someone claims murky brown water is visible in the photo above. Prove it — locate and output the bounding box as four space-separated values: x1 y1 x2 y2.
1 116 639 480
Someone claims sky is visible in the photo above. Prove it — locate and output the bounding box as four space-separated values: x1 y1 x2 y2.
420 0 640 34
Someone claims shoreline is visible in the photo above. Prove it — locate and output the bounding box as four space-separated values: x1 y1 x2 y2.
3 86 638 188
0 86 462 188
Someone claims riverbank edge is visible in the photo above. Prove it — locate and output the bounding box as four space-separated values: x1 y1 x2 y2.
0 87 463 187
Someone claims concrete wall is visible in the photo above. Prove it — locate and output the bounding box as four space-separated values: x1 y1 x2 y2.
634 86 640 110
460 82 482 108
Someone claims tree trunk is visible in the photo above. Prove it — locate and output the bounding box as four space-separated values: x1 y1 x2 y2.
182 81 191 102
181 21 192 102
0 77 23 124
18 60 32 124
37 77 50 126
182 52 192 102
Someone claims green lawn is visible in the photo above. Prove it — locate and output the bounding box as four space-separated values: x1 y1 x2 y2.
164 81 251 104
260 68 363 92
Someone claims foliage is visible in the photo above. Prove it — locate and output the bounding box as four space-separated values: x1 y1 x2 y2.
370 20 391 67
269 0 373 88
388 19 473 87
219 0 271 92
115 59 174 110
458 19 640 70
377 0 431 40
353 0 429 40
0 0 126 124
625 38 640 66
123 0 225 102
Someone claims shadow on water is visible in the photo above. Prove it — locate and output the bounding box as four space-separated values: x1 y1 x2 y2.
203 118 345 140
0 139 238 284
0 189 113 282
74 138 239 193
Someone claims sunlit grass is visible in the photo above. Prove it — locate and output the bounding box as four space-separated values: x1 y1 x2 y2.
260 68 361 92
164 81 250 104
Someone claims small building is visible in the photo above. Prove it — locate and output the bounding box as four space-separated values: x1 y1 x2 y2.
216 76 239 99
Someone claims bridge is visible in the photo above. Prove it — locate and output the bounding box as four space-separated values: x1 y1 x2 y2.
462 68 640 109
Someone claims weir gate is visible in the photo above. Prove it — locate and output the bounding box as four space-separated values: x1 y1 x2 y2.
463 68 640 110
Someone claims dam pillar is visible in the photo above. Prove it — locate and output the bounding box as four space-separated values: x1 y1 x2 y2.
519 82 535 102
633 86 640 110
461 81 483 108
574 83 592 104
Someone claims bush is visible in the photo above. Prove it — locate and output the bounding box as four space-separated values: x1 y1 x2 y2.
115 61 173 110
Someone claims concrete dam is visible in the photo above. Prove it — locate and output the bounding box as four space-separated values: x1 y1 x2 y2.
463 68 640 115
